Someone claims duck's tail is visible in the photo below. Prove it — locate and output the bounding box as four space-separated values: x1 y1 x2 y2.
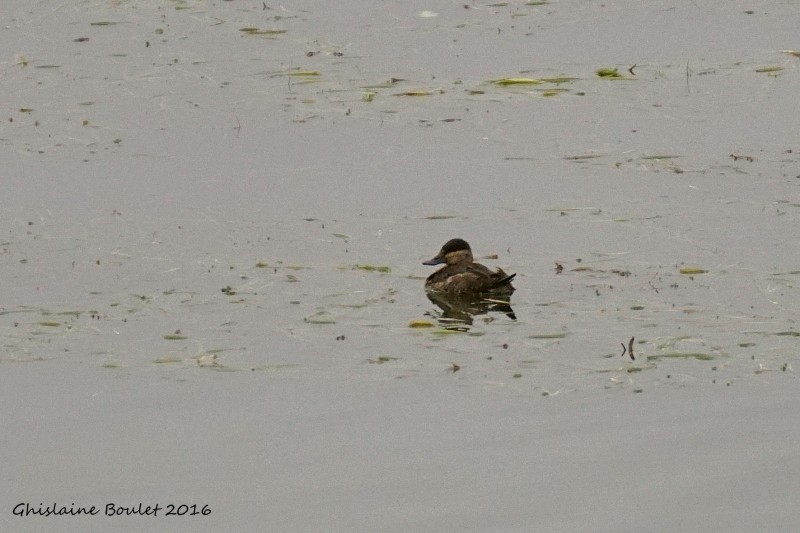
493 272 516 288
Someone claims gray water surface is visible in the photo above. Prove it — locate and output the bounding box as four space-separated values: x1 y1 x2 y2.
2 1 799 531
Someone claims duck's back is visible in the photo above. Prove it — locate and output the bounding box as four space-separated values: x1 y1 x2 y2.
427 262 515 294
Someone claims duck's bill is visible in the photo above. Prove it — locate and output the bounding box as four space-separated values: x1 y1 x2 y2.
423 257 445 266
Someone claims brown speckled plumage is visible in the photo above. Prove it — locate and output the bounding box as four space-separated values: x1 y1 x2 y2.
423 238 515 295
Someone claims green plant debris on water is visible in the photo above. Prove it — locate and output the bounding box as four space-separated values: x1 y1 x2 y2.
255 261 269 268
39 321 60 327
409 319 435 328
596 68 626 78
285 274 299 282
647 352 715 361
539 77 578 84
755 66 783 73
529 332 567 339
425 215 458 220
332 233 350 240
526 1 550 4
90 21 118 26
640 154 680 160
162 334 188 340
563 154 603 161
102 362 122 368
370 356 397 364
305 311 335 324
775 331 800 337
492 77 542 86
680 267 709 275
44 310 83 318
153 357 183 364
355 264 391 273
285 70 319 77
394 90 434 96
240 27 287 36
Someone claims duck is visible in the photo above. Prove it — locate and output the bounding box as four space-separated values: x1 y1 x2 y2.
422 238 516 295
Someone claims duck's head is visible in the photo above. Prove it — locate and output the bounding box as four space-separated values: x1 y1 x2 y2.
423 238 473 266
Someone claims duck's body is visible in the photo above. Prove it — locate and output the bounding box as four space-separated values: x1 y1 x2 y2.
423 238 516 295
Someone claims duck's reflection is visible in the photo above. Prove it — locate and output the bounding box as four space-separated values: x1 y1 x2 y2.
426 291 516 328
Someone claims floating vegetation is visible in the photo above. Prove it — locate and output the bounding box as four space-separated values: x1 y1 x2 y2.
362 91 377 102
596 68 633 79
755 66 783 73
240 27 287 36
285 70 319 77
362 78 405 89
162 334 187 340
539 77 578 84
394 90 435 96
563 154 602 161
492 77 542 86
304 311 335 324
409 319 435 328
19 108 34 113
774 331 800 337
354 264 391 273
153 357 183 364
640 154 680 160
90 21 118 26
369 356 397 364
679 267 708 275
647 352 714 361
332 233 350 239
526 1 550 4
221 286 236 295
255 261 268 268
529 332 567 339
425 215 458 220
38 321 60 327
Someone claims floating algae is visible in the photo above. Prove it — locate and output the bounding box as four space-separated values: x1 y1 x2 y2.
355 264 391 273
679 267 709 275
240 27 287 36
492 77 542 86
647 352 715 361
755 66 783 73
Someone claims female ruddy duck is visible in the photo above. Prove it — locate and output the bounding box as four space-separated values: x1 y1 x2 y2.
423 238 516 295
